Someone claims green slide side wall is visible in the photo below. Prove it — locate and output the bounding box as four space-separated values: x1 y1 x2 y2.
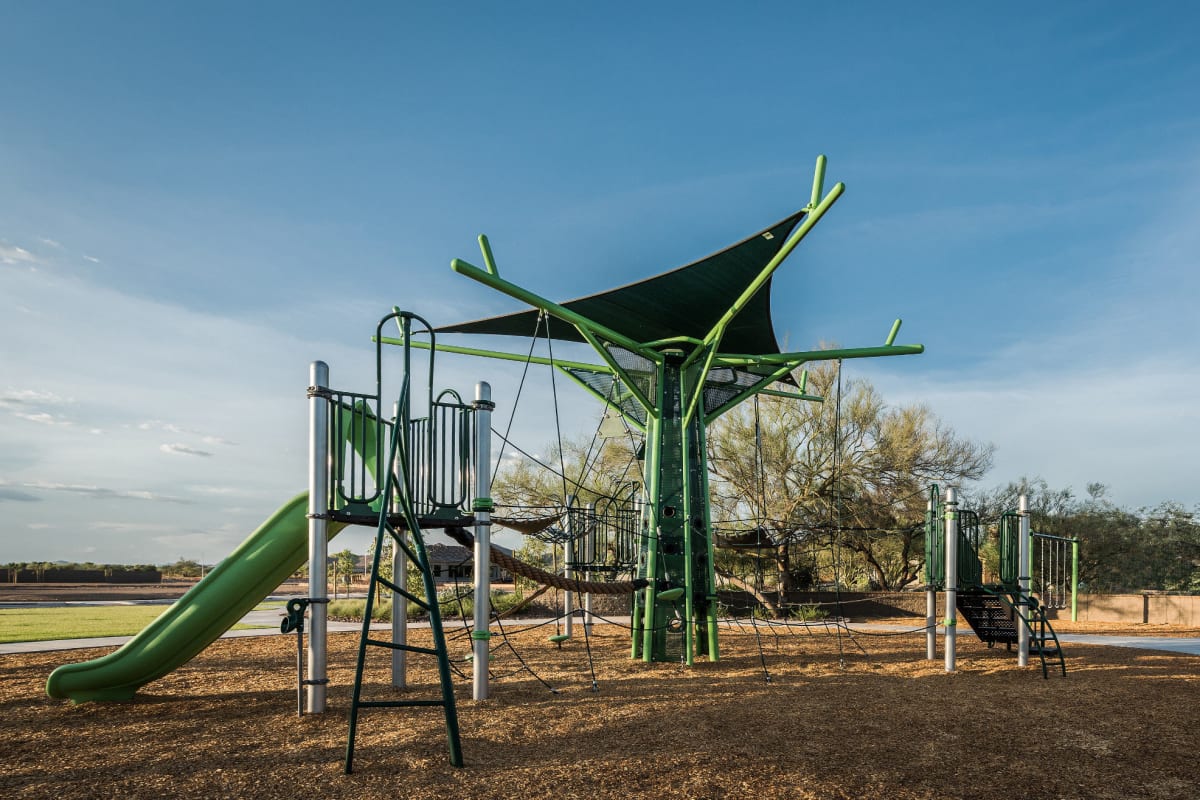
46 492 344 702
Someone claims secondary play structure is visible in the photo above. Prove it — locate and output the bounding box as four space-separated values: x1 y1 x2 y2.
923 485 1077 678
47 156 932 769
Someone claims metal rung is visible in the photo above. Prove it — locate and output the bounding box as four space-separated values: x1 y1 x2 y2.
365 638 439 656
375 577 428 610
356 699 448 709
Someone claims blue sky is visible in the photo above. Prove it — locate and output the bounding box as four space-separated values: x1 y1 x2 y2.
3 3 1199 563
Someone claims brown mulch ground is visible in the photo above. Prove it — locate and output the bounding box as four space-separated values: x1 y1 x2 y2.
3 622 1199 800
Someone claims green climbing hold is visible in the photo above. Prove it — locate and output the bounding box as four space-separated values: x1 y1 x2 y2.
656 587 684 602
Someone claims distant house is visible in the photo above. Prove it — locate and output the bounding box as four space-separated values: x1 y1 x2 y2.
355 543 513 584
426 543 513 584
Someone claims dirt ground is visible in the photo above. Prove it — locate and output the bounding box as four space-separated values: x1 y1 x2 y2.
3 620 1199 800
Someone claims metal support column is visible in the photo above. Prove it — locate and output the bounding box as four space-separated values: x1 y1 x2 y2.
944 487 958 674
925 495 936 661
564 495 576 639
471 382 494 701
583 501 595 634
1017 494 1030 667
307 361 330 713
392 401 408 689
1071 538 1080 622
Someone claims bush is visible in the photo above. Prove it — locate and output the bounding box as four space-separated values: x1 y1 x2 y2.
789 602 829 622
326 590 528 623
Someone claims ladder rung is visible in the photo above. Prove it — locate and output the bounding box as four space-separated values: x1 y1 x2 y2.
355 699 448 709
365 638 439 656
375 578 429 610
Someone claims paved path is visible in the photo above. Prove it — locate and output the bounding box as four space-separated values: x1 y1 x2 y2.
4 610 1200 656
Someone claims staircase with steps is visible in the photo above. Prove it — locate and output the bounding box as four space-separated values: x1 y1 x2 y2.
956 588 1066 679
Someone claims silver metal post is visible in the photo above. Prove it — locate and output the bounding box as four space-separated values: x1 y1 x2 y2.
472 382 494 701
564 495 576 639
944 486 958 673
1017 494 1031 667
925 496 936 661
391 402 408 689
584 501 596 634
307 361 330 713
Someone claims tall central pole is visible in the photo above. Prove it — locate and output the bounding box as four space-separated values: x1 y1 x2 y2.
636 358 716 663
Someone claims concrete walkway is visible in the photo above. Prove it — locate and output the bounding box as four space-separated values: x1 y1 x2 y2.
5 610 1200 656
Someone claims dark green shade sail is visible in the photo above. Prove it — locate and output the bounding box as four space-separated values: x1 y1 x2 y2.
435 210 808 356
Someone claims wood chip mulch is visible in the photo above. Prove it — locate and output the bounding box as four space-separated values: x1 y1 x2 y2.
3 622 1198 800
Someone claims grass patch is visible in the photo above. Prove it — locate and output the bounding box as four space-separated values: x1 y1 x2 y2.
0 604 276 643
328 591 530 623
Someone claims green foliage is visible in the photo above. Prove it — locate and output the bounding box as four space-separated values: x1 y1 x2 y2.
708 361 993 592
513 538 551 596
326 590 527 622
967 478 1200 594
788 603 829 622
162 558 203 578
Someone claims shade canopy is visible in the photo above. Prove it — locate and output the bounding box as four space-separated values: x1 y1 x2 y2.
436 210 808 356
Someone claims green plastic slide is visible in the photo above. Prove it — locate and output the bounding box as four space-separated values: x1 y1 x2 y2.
46 493 345 702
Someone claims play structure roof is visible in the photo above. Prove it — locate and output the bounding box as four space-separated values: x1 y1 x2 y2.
436 210 808 356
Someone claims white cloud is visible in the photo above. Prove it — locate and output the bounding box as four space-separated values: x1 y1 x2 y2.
140 419 235 446
0 243 41 265
0 389 73 407
160 443 213 457
82 255 101 263
13 411 71 426
38 238 63 249
6 479 195 505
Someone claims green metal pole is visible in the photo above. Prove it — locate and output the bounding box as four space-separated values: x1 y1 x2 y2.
718 342 925 366
698 180 845 358
450 258 658 359
1071 538 1080 622
681 403 695 666
697 419 720 661
377 334 609 374
810 154 827 210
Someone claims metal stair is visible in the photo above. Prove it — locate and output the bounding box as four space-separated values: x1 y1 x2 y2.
956 588 1066 679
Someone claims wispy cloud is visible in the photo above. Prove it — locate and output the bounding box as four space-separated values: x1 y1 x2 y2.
160 443 213 457
38 238 63 249
1 390 76 426
89 521 169 532
139 420 235 446
0 487 41 502
4 479 195 505
0 389 73 407
0 243 42 266
13 411 72 426
82 255 102 264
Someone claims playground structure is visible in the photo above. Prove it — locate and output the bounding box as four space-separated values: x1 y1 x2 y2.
46 155 932 769
924 485 1078 678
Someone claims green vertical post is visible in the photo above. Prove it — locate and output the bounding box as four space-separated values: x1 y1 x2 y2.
697 420 720 661
680 395 695 666
1071 538 1080 622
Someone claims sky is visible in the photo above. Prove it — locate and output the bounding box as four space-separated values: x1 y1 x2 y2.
3 3 1199 564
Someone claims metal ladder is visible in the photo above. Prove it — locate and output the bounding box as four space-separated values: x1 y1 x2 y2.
344 387 463 772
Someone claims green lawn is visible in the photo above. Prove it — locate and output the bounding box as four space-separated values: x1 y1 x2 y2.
0 604 276 644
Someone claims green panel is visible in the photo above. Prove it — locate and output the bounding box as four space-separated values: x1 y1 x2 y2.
436 212 808 356
998 511 1020 589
